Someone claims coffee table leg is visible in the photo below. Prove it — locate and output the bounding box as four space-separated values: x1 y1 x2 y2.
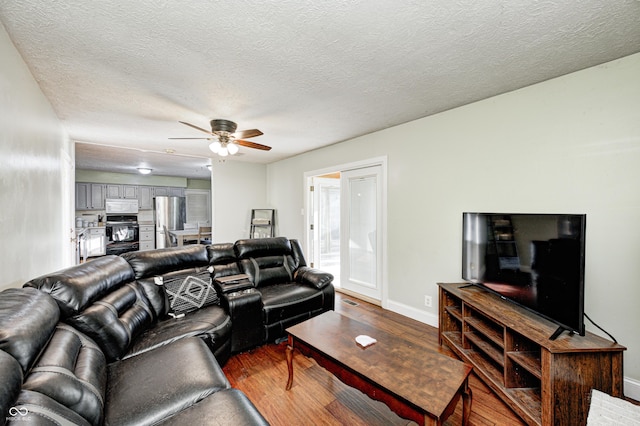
462 379 472 426
286 337 294 390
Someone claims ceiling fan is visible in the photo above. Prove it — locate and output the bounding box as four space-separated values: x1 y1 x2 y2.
170 119 272 156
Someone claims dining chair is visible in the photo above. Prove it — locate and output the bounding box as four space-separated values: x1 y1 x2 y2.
197 226 212 245
163 225 177 247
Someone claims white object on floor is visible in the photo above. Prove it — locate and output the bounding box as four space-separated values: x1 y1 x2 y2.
355 335 377 347
587 389 640 425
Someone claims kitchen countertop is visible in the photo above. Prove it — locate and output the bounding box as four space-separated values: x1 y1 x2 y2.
76 226 105 235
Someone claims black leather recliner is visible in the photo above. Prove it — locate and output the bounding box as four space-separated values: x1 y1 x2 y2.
235 237 335 343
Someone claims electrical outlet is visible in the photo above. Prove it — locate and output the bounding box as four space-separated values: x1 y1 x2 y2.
424 295 432 307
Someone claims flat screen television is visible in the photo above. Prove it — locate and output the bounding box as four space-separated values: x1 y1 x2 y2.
462 212 586 339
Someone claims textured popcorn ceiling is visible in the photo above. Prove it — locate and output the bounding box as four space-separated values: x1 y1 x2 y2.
1 1 640 178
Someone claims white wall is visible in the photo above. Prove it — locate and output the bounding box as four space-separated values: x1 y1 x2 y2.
0 23 73 291
212 160 268 243
267 53 640 389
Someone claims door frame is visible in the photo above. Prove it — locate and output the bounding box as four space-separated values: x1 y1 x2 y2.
309 176 341 281
61 149 76 266
303 156 388 308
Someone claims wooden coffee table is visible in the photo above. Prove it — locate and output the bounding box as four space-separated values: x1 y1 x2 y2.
285 311 473 425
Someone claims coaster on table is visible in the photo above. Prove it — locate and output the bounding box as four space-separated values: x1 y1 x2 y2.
355 334 377 348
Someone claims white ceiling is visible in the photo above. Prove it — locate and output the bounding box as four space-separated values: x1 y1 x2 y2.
2 1 640 179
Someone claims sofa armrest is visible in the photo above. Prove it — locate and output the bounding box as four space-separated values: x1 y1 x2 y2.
294 266 333 289
214 274 253 294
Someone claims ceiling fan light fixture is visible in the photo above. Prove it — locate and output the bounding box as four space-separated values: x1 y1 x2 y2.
175 119 270 154
210 119 237 134
227 142 239 155
137 167 152 175
209 140 222 153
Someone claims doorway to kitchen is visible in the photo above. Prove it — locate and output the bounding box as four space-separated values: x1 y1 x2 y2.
305 157 387 306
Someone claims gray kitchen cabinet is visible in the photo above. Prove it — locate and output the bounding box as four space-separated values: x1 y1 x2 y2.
76 183 105 210
106 184 138 199
123 185 138 199
138 224 155 250
153 187 169 197
76 183 90 209
106 184 122 199
76 182 186 211
90 184 105 209
153 186 184 197
169 187 185 197
138 186 154 210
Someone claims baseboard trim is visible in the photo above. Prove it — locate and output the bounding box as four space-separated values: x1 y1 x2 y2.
386 299 438 328
625 376 640 401
336 288 381 307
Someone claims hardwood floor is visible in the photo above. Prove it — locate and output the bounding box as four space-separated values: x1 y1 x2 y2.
223 291 526 425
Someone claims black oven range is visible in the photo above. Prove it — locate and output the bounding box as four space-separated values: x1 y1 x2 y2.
105 215 139 255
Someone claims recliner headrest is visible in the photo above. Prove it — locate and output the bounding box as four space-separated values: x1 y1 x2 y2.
24 255 135 317
207 243 236 265
234 237 291 259
122 245 209 279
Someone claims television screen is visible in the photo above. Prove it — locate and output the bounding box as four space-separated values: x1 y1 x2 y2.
462 213 586 337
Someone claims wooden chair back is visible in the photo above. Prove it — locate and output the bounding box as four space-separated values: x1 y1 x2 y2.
198 226 212 244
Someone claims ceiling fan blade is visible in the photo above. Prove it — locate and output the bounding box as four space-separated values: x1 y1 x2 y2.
235 139 272 151
179 121 215 135
168 137 212 140
233 129 263 139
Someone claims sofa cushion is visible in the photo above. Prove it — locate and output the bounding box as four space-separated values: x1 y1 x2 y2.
10 390 92 425
0 287 59 374
0 349 23 423
105 337 229 426
122 245 209 279
22 324 106 426
208 243 242 279
66 283 155 361
240 255 297 288
235 237 301 287
259 283 324 324
24 255 135 318
155 389 269 426
123 305 231 361
161 268 219 314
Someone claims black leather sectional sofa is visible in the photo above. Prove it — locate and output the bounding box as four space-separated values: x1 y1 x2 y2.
0 237 334 426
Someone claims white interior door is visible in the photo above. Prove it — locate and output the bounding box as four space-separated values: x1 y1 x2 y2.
340 165 382 301
309 176 341 282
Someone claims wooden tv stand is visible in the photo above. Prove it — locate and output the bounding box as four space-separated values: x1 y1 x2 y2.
438 282 626 426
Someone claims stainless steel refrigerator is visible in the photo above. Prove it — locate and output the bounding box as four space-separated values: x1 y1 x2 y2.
154 196 186 248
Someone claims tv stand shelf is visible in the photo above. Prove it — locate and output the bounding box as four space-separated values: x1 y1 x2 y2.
438 282 626 426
